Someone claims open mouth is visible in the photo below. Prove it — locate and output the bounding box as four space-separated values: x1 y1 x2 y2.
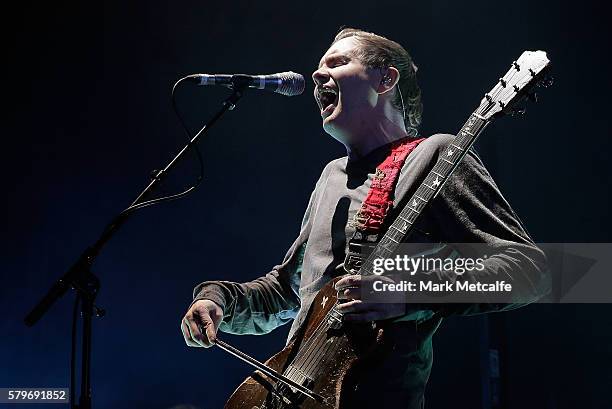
316 86 338 116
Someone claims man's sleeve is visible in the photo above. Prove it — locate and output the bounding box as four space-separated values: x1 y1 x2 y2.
191 172 323 335
424 147 550 317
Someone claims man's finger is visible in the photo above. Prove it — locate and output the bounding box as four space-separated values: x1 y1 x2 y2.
181 319 201 347
335 275 361 291
192 310 219 347
337 287 361 300
182 317 201 347
203 320 218 346
186 316 207 347
336 299 370 313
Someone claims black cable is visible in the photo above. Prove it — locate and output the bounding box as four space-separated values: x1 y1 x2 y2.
70 294 80 409
171 75 205 183
121 75 205 215
119 186 199 216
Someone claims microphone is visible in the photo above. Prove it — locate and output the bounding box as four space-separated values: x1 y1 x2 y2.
189 71 305 96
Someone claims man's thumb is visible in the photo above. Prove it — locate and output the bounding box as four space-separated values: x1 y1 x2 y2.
204 320 217 344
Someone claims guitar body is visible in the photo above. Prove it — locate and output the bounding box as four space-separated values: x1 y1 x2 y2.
224 276 384 409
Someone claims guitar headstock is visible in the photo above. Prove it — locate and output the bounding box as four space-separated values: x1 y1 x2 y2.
477 50 552 120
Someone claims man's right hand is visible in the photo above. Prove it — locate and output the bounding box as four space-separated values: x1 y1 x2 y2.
181 299 224 348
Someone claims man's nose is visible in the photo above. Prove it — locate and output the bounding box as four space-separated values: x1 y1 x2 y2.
312 68 329 86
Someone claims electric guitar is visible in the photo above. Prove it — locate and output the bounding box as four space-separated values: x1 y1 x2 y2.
220 50 552 409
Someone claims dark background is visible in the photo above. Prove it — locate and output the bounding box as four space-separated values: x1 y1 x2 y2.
2 0 611 408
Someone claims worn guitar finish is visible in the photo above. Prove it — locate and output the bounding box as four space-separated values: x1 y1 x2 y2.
224 51 551 409
225 276 385 409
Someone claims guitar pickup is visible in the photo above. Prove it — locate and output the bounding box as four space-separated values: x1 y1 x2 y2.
344 241 376 273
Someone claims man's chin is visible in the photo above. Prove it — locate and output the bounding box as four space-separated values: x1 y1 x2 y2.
323 117 352 145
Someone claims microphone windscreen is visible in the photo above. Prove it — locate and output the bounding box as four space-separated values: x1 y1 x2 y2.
276 71 305 97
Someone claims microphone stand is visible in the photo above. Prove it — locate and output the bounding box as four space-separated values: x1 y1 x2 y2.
24 84 247 409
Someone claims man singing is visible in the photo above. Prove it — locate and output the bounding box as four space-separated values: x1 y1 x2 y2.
181 28 547 408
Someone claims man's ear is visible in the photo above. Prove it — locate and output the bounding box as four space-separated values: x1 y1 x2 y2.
377 67 400 95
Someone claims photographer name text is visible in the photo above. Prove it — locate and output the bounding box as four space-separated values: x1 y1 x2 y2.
373 280 513 293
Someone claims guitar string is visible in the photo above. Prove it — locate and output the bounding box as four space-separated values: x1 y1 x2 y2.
272 312 336 402
291 279 366 375
295 304 344 376
282 303 338 386
291 314 332 372
299 304 344 376
291 301 337 369
304 328 346 381
291 301 350 383
299 319 345 383
278 289 362 399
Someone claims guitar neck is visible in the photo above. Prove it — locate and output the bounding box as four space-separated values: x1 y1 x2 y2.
359 112 490 276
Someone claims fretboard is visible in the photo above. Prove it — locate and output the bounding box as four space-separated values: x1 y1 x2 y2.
360 112 489 276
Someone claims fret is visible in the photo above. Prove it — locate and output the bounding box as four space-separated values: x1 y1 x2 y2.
387 236 400 244
442 157 454 165
461 130 475 136
473 113 487 121
414 194 427 202
416 186 429 197
378 244 394 254
423 183 436 191
409 207 420 214
431 170 444 178
454 132 474 150
451 144 464 151
394 220 411 233
390 224 404 233
434 163 450 175
375 244 393 255
398 215 413 224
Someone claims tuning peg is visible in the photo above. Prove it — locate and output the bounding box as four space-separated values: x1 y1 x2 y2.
528 92 539 103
